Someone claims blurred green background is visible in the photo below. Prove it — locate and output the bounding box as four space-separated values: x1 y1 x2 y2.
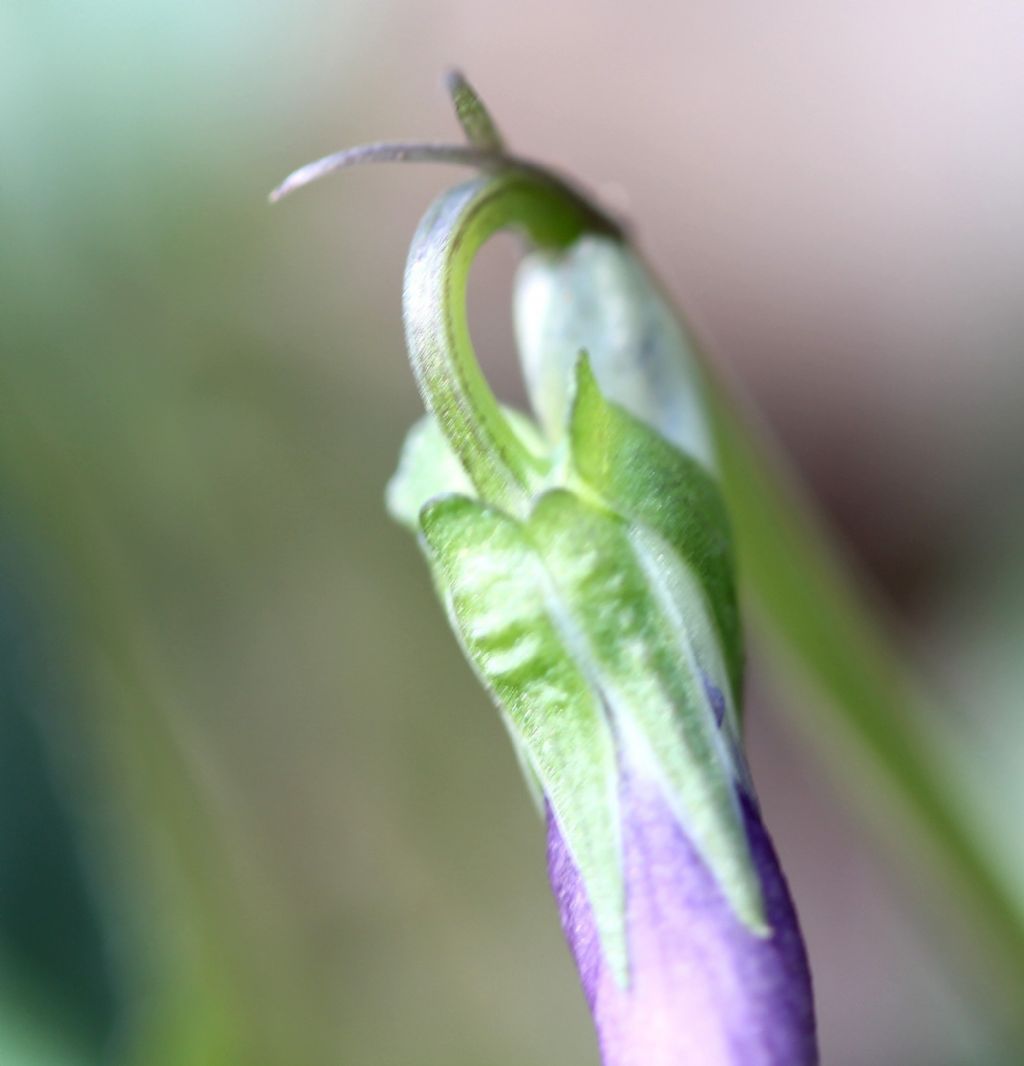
2 2 1023 1063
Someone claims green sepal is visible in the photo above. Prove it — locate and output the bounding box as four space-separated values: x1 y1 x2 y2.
387 415 475 529
387 409 548 530
526 489 767 936
569 356 744 709
417 494 628 983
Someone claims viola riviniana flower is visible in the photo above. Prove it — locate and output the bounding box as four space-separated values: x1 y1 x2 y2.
273 73 818 1066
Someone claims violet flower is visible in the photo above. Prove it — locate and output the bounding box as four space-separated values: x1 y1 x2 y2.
548 718 816 1065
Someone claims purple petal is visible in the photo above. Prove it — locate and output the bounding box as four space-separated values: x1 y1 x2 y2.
547 761 818 1065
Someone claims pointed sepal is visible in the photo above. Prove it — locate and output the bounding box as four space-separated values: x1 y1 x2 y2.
418 494 629 983
526 489 767 937
569 356 744 710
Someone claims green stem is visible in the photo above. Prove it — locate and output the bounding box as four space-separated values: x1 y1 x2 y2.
403 168 618 513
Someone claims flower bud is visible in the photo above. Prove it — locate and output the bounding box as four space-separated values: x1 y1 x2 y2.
275 73 818 1065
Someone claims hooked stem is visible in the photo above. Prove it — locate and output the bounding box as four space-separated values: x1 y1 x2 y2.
402 168 619 512
270 73 621 512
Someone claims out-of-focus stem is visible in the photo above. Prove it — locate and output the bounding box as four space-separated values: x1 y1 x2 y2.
707 377 1024 1028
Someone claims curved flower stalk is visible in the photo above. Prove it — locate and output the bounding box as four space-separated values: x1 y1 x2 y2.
274 73 817 1064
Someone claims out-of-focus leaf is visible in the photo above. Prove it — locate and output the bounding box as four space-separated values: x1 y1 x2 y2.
0 539 118 1063
0 969 93 1066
